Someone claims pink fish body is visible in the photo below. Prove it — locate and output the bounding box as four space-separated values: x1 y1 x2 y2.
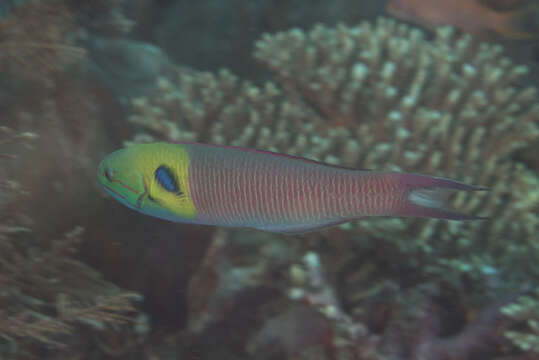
97 142 485 234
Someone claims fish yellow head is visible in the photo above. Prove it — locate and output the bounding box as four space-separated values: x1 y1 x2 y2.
97 142 197 222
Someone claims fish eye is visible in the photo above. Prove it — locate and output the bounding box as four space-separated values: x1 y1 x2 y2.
154 165 183 195
104 168 114 182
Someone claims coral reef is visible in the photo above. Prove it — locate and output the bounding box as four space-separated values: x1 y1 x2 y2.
180 230 520 360
127 17 538 359
0 128 146 359
253 21 538 276
272 251 515 360
186 229 289 334
3 1 536 357
129 17 539 295
502 288 539 354
251 20 538 301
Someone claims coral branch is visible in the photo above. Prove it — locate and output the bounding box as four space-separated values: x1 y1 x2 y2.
129 18 539 297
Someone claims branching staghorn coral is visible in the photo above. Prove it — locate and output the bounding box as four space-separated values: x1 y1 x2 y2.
502 288 539 354
128 20 537 358
254 19 539 295
129 18 538 296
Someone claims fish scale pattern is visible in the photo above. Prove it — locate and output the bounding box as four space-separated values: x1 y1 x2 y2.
187 144 404 230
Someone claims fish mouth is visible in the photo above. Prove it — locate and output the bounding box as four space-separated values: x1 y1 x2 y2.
99 168 144 209
102 183 128 201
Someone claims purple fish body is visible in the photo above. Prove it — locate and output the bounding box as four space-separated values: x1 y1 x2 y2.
97 142 485 234
184 143 483 233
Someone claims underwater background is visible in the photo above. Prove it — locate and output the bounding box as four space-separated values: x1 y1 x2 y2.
1 0 538 359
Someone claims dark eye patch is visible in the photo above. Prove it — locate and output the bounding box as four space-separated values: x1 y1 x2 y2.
154 165 182 194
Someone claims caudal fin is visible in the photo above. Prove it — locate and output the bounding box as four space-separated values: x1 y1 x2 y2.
396 174 488 220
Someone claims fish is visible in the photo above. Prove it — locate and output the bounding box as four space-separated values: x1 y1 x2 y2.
97 142 486 234
385 0 537 39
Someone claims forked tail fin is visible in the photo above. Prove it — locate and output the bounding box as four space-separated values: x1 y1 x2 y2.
395 174 488 220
